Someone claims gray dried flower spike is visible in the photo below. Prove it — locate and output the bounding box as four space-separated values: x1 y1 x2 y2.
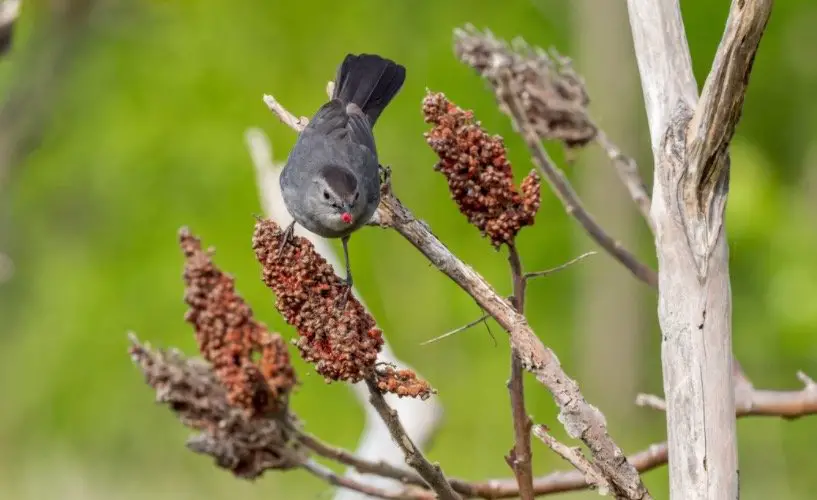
128 334 305 479
454 24 597 148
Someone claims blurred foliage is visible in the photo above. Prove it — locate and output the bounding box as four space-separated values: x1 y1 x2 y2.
1 0 816 499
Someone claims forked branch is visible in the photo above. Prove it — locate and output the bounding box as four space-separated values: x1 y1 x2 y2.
493 75 657 288
626 1 774 499
264 90 650 499
452 28 658 288
625 0 698 147
376 192 651 499
686 0 774 230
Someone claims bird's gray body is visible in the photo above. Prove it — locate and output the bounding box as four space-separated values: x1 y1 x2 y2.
280 101 381 238
277 53 405 297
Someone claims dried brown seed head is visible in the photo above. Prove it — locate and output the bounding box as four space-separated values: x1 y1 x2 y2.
375 365 436 401
252 219 384 384
454 25 597 148
423 91 542 247
128 335 304 479
180 228 296 416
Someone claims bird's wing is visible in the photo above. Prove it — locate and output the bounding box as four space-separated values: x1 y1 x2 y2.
307 99 377 155
306 99 350 141
345 104 377 155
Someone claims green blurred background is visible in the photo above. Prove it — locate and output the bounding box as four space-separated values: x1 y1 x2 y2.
1 0 815 498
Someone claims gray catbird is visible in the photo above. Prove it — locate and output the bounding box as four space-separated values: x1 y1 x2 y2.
278 53 406 302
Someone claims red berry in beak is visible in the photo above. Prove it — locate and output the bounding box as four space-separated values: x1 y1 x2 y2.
341 212 353 224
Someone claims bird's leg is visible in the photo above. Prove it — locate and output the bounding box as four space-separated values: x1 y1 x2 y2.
276 220 296 260
341 236 354 289
337 235 354 309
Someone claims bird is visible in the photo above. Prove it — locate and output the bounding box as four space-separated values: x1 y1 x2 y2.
278 53 406 306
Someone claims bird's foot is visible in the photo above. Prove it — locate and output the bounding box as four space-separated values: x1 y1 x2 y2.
276 221 296 260
336 281 353 310
379 164 392 195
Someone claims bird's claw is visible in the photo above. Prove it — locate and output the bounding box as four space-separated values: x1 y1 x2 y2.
379 164 392 195
336 282 353 310
276 221 296 260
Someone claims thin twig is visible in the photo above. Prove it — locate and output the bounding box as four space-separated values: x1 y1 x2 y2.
428 249 594 347
375 193 651 498
531 425 611 494
420 313 491 346
494 74 657 289
262 94 309 131
593 128 654 232
296 430 426 487
524 251 597 280
287 392 817 499
300 459 432 500
264 90 650 500
365 377 461 500
639 371 817 419
505 244 534 500
634 393 667 411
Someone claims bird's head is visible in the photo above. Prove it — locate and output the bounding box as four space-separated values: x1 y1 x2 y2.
311 164 360 230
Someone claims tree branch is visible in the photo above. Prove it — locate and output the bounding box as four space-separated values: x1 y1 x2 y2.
531 424 611 495
492 73 657 289
524 251 596 280
626 1 774 498
364 377 461 500
245 127 444 500
639 371 817 419
625 0 698 149
300 459 432 500
686 0 773 218
296 429 427 487
374 193 650 499
419 313 491 346
505 244 534 500
453 27 657 287
279 379 816 499
422 251 595 347
593 128 653 230
263 90 650 499
464 374 817 498
452 26 753 392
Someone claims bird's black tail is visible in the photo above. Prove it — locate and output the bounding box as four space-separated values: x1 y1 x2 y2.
333 53 406 126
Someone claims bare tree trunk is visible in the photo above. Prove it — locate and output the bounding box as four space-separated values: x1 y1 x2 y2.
572 0 645 422
626 0 773 498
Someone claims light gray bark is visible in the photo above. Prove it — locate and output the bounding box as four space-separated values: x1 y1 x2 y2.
625 0 773 498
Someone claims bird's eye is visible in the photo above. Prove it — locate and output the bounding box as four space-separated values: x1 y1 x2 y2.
323 190 331 200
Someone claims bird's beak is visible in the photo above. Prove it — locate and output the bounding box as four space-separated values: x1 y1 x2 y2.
341 206 353 224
